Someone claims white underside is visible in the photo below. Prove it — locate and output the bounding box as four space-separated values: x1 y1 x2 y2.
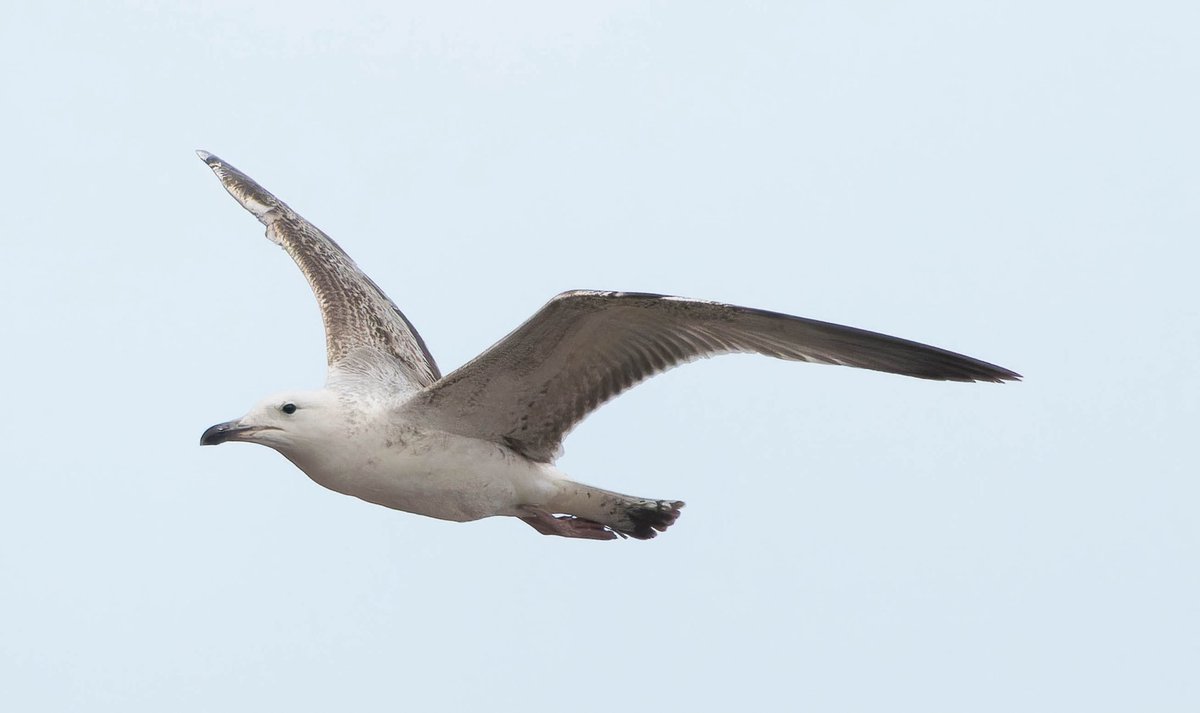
285 427 566 522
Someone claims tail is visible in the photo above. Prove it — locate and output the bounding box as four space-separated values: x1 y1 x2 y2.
524 481 685 540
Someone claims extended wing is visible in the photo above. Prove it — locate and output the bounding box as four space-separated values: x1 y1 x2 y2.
411 291 1019 462
198 151 440 390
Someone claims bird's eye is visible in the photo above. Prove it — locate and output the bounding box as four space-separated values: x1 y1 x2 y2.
281 403 297 415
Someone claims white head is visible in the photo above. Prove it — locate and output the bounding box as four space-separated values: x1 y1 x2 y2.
200 389 344 459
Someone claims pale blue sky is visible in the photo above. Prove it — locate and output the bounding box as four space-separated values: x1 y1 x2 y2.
1 1 1197 710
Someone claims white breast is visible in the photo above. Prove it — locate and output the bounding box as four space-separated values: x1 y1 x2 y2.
290 426 563 522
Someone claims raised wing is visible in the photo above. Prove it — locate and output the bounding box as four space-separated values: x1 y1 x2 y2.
411 291 1019 462
197 151 440 390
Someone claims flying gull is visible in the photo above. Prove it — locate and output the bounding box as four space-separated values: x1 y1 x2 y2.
197 151 1019 540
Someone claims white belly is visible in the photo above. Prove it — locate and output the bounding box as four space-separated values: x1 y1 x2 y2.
286 428 562 522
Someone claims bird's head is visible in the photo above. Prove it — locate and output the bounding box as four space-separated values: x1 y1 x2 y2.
200 389 342 456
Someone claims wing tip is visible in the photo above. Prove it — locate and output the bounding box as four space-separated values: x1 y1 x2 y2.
970 358 1022 383
948 362 1022 384
988 367 1023 383
195 149 283 221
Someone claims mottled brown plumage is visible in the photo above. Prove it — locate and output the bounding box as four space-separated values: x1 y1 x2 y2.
199 151 439 390
411 291 1019 462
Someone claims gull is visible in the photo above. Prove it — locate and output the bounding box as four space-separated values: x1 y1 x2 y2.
197 150 1020 540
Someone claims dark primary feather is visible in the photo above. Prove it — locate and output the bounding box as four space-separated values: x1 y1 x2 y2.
198 151 440 388
414 291 1020 463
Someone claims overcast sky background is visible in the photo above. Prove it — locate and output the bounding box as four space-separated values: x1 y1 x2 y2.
2 1 1197 710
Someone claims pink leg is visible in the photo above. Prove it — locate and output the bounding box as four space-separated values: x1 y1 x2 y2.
519 507 622 541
